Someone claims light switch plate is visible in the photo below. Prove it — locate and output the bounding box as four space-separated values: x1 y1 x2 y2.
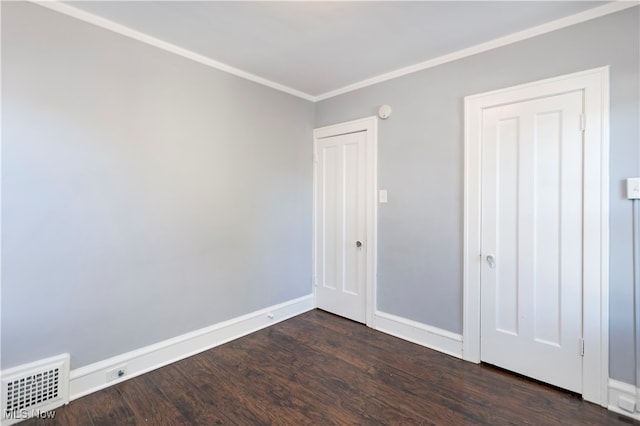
379 190 388 203
627 177 640 199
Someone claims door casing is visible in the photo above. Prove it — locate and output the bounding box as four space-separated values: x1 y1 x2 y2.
463 67 610 406
313 116 378 327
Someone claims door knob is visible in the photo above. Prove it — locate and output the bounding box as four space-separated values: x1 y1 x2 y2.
486 254 496 268
356 241 363 248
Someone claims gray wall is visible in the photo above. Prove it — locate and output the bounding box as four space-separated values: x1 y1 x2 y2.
316 7 639 384
1 2 314 369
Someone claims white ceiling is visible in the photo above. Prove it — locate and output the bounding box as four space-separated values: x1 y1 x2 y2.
63 1 615 99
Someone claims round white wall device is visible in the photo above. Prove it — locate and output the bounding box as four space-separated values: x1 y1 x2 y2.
378 105 392 120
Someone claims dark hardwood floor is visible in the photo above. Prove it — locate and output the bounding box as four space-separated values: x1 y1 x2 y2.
22 309 638 425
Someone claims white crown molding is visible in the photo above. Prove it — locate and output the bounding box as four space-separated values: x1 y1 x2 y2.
28 1 638 103
29 1 316 102
315 1 638 101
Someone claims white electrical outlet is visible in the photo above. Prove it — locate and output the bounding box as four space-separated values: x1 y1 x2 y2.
106 365 127 382
627 177 640 199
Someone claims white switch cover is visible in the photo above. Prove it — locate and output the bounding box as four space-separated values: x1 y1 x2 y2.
379 190 388 203
627 177 640 199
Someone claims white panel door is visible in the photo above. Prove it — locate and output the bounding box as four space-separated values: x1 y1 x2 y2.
480 91 584 393
315 131 367 323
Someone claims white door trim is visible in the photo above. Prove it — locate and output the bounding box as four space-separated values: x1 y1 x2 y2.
463 67 610 406
313 117 378 327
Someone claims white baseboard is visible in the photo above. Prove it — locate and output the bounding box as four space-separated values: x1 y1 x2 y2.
69 294 314 400
16 297 637 422
374 311 463 359
608 379 640 421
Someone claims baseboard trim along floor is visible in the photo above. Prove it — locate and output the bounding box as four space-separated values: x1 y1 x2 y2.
68 294 315 400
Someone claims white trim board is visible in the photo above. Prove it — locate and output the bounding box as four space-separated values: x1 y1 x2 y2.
68 295 314 400
30 1 315 102
313 2 635 100
374 311 463 359
608 379 640 421
463 67 610 406
29 1 636 102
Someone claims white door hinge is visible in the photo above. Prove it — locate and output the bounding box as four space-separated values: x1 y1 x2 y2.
313 276 318 287
580 338 585 356
580 114 586 132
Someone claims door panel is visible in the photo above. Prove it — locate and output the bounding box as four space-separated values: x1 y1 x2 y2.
315 131 366 323
480 91 584 393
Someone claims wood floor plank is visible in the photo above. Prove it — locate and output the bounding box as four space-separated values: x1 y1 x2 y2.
82 386 137 426
59 400 95 426
19 310 640 425
174 353 288 425
275 314 515 424
287 311 626 425
218 326 471 424
199 338 384 424
145 363 230 425
116 370 191 425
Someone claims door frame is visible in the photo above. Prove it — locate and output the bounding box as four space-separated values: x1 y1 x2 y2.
463 67 610 406
312 116 378 327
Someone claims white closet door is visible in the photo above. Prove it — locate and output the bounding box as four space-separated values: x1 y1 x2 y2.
480 91 584 393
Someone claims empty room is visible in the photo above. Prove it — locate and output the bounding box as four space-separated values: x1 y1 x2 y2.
2 1 640 424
